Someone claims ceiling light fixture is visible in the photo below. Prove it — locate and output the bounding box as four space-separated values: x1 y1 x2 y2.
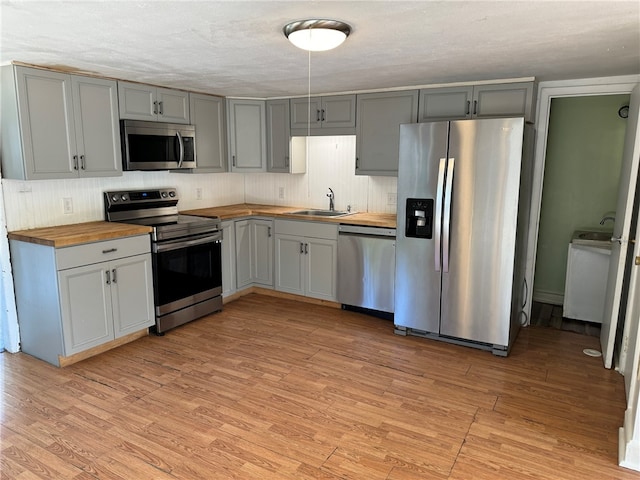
283 19 351 52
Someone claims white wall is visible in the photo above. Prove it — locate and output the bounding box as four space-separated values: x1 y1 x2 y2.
2 135 397 231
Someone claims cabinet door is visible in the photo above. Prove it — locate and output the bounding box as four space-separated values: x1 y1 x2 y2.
58 262 114 355
221 221 236 296
321 95 356 129
71 76 122 177
473 82 534 121
110 253 154 337
157 87 190 124
235 220 252 289
290 97 323 130
266 99 291 172
356 90 419 176
118 81 157 121
189 93 227 172
305 237 337 301
15 67 78 179
274 234 305 295
228 99 266 172
419 86 473 122
252 220 273 286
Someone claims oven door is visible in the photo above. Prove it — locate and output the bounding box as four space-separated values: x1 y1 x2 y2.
152 232 222 317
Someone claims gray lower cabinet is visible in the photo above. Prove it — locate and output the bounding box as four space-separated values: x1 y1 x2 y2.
419 82 535 122
290 94 356 136
274 220 338 301
118 81 190 123
227 99 267 172
266 99 306 174
235 218 273 288
355 90 419 176
187 93 227 172
221 220 236 296
1 65 122 180
10 235 154 366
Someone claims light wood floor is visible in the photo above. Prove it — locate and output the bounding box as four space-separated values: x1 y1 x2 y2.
1 293 636 479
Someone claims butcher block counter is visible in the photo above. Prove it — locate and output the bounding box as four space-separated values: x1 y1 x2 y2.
181 203 397 228
8 221 152 247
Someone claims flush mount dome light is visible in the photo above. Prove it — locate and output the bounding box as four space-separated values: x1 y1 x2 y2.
283 19 351 51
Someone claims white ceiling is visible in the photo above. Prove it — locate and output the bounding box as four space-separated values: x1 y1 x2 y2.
2 1 639 98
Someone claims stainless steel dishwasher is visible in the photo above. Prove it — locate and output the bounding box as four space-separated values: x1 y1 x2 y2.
337 225 396 314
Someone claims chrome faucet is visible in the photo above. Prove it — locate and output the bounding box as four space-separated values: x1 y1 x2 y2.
327 188 335 211
600 213 616 225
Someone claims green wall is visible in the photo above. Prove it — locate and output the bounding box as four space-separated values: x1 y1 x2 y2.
534 94 630 303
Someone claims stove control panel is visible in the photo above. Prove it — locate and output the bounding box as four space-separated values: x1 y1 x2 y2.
104 188 178 207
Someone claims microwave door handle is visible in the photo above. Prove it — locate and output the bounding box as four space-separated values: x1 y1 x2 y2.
176 131 184 168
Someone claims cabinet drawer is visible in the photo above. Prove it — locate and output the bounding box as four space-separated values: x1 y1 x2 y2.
275 219 338 240
56 235 150 270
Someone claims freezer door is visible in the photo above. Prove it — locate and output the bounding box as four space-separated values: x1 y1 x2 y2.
394 122 448 332
440 118 524 346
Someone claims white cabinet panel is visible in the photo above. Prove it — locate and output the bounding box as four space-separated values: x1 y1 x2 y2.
111 254 154 337
290 95 356 135
221 221 237 296
188 93 227 172
58 262 114 355
227 99 266 172
234 218 273 288
275 235 305 295
118 81 189 123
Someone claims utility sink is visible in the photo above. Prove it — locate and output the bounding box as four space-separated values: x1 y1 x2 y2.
572 230 613 248
290 209 352 218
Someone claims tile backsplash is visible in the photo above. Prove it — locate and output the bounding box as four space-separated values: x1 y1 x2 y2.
2 136 398 231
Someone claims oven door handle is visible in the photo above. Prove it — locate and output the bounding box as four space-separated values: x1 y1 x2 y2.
153 233 221 253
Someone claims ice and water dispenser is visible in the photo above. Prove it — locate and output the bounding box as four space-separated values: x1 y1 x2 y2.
405 198 434 238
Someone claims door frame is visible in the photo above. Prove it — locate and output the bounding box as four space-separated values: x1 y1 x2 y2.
524 75 639 325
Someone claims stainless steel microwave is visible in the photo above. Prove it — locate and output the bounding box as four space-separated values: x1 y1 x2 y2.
121 120 196 170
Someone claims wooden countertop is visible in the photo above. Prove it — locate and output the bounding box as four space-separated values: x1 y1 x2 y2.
8 221 152 248
181 203 397 228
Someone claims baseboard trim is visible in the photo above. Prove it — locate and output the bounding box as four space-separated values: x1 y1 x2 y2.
58 329 148 367
533 290 564 306
619 425 640 472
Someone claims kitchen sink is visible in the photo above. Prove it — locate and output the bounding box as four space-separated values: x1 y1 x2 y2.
290 209 352 217
572 230 613 247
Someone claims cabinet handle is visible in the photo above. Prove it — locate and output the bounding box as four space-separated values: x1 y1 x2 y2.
304 243 308 255
473 100 478 115
300 242 304 254
355 157 359 169
268 226 272 237
102 248 118 254
316 109 321 122
321 109 325 122
465 100 470 115
80 155 86 170
158 101 163 115
285 156 289 167
232 155 236 167
111 268 117 283
153 101 158 115
105 270 111 285
73 155 78 170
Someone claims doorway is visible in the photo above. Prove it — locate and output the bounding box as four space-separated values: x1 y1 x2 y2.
533 94 630 312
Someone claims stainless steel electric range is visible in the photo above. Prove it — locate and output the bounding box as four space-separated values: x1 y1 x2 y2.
104 188 222 334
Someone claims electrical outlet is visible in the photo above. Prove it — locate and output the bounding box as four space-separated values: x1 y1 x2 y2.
279 187 285 199
387 192 397 205
63 197 73 214
196 188 203 200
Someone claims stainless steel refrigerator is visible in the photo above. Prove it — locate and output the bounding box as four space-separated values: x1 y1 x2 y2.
394 118 533 356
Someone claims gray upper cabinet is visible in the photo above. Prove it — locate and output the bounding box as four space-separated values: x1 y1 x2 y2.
1 66 122 180
290 94 356 135
187 93 227 172
227 98 266 172
266 99 306 174
118 81 190 123
419 82 535 122
355 90 419 176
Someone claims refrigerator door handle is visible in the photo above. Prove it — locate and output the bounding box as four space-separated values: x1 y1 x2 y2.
435 157 447 272
443 157 455 273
